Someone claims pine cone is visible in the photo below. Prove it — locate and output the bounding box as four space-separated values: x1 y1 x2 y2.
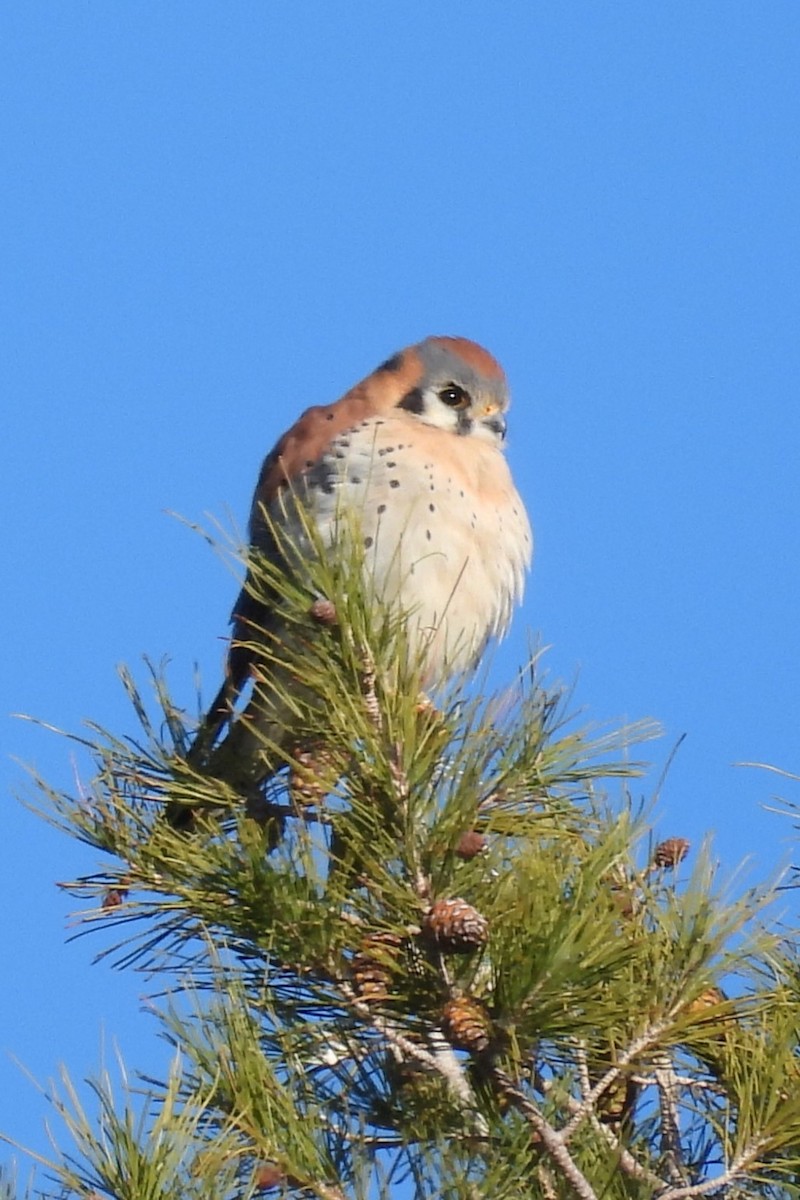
388 1058 447 1103
403 936 429 981
455 830 488 860
254 1163 286 1190
423 897 489 953
597 1074 638 1127
309 597 338 626
442 996 492 1052
288 742 341 806
102 887 127 910
682 985 733 1076
652 836 690 869
684 985 727 1022
351 931 403 1002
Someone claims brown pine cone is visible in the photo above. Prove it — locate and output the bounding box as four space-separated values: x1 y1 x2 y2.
422 897 489 953
254 1163 286 1190
597 1074 638 1126
442 996 492 1052
102 887 128 910
652 837 690 869
309 597 338 626
288 742 342 806
684 985 727 1021
403 936 429 980
351 931 403 1002
455 830 488 860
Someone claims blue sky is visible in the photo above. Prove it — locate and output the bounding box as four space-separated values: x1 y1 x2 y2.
2 0 800 1173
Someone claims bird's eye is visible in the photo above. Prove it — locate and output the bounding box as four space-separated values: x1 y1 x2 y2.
438 384 470 409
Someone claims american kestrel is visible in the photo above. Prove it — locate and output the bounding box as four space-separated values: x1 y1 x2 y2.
180 335 532 810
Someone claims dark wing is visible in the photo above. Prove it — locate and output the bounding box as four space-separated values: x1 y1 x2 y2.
191 388 379 760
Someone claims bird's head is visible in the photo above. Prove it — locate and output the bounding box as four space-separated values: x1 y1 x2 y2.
376 336 510 446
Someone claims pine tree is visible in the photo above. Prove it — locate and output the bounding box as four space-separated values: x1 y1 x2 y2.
5 522 800 1199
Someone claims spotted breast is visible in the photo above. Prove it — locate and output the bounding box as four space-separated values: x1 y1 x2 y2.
178 335 532 809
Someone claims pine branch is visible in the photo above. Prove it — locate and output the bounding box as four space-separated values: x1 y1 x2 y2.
653 1048 690 1186
586 1111 664 1190
486 1065 600 1200
13 511 800 1198
561 1013 676 1144
656 1135 772 1199
341 983 487 1135
539 1067 665 1191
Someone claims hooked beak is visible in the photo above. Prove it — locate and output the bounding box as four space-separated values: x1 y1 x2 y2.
481 412 507 440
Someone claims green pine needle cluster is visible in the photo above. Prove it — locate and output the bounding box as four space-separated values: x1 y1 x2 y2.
6 516 800 1199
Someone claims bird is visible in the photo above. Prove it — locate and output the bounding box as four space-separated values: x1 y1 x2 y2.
174 335 532 820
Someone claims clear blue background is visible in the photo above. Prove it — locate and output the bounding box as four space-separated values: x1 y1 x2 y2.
2 0 799 1173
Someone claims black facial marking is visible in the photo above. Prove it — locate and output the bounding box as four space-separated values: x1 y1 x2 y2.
378 353 403 373
398 387 425 415
456 412 474 436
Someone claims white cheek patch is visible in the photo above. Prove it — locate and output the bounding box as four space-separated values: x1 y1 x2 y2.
416 388 463 432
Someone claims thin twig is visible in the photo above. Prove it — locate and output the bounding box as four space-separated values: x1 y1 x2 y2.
359 644 382 732
537 1162 559 1200
656 1137 770 1199
653 1048 688 1186
588 1111 664 1188
631 1073 724 1094
561 1014 674 1143
540 1065 664 1189
426 1029 487 1128
488 1066 598 1200
358 641 431 905
390 742 430 903
342 984 486 1132
575 1042 593 1104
